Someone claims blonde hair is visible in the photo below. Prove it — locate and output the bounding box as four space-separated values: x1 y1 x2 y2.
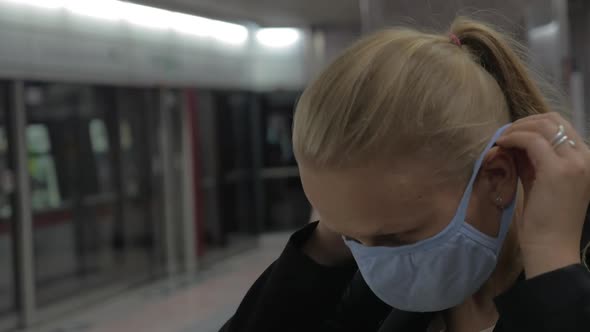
293 17 554 179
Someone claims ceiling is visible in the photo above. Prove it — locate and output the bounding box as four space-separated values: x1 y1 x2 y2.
366 0 531 32
131 0 362 27
130 0 532 32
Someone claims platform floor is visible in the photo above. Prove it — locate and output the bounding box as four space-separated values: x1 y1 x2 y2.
25 232 289 332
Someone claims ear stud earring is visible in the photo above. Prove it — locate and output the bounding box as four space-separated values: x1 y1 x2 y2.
495 196 504 208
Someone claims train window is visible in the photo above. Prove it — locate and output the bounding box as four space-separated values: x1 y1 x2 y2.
120 120 134 151
89 119 109 153
265 111 293 164
26 124 61 211
260 92 298 168
89 118 113 194
257 91 309 231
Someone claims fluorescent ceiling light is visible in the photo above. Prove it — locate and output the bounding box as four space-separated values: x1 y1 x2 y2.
4 0 63 8
2 0 249 44
64 0 121 21
119 1 172 30
172 13 248 44
209 20 249 45
172 12 210 36
256 28 300 48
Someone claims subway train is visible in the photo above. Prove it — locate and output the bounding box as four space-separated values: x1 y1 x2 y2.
0 1 313 329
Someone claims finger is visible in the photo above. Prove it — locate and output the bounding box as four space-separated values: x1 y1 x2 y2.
506 112 584 146
508 112 563 128
507 148 535 196
512 149 535 183
504 115 581 157
543 112 586 148
504 112 554 133
496 131 559 168
504 117 558 142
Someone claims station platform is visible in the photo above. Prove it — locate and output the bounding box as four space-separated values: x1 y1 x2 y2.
24 232 290 332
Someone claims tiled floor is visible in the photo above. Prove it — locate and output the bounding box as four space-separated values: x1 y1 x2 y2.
25 232 289 332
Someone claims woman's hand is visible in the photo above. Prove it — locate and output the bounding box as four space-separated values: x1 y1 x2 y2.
496 113 590 279
303 219 354 266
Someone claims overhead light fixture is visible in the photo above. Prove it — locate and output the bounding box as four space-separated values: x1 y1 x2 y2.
4 0 63 8
2 0 249 45
208 19 249 45
64 0 122 21
256 28 300 48
172 12 248 45
119 1 172 30
172 12 210 36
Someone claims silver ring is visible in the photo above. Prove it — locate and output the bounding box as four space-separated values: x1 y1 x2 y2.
550 124 566 146
553 135 569 149
568 139 576 147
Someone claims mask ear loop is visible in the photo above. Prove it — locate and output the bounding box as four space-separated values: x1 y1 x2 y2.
489 139 519 253
454 124 513 225
493 184 518 255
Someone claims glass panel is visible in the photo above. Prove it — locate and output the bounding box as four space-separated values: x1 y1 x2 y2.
258 91 308 231
26 83 90 303
27 124 61 211
77 88 118 287
27 83 159 305
115 88 158 274
217 93 256 235
194 92 223 252
0 83 15 316
260 92 298 168
206 91 257 255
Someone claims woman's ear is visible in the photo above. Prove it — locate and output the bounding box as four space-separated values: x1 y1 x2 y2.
479 147 518 208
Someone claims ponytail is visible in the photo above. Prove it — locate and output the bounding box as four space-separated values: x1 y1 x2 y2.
450 18 590 266
450 18 552 121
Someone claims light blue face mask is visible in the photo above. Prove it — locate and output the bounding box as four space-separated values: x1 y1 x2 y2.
344 124 517 312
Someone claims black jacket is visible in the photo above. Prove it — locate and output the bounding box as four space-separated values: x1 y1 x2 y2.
221 217 590 332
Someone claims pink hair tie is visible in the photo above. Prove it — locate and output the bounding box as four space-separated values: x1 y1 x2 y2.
449 34 461 47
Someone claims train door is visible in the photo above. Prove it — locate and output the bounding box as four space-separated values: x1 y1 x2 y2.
25 83 160 305
258 92 309 231
114 88 160 276
24 83 118 304
215 92 258 238
190 90 259 261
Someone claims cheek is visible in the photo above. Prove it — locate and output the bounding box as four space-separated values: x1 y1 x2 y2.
414 191 464 240
417 211 455 241
465 195 501 238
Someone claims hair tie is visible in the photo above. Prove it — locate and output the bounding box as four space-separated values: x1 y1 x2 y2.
449 34 461 47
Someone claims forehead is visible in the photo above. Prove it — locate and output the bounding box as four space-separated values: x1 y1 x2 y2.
299 163 458 238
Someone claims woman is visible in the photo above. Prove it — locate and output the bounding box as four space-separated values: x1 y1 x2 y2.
221 17 590 332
